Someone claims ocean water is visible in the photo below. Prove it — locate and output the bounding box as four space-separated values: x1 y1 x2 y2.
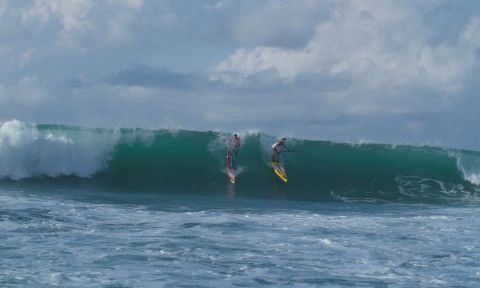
1 120 480 287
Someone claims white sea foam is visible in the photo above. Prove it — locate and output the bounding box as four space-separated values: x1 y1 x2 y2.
463 173 480 185
450 150 480 186
0 120 120 179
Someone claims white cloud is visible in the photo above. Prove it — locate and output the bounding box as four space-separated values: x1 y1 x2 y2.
211 1 480 116
210 47 309 83
0 0 479 147
22 0 95 49
21 0 146 49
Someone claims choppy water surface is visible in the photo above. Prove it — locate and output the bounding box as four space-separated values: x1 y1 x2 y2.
1 189 479 287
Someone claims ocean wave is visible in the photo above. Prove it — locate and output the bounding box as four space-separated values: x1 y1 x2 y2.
0 120 118 179
0 120 479 203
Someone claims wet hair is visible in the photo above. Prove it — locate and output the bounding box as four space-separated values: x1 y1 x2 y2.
282 137 286 141
234 134 238 137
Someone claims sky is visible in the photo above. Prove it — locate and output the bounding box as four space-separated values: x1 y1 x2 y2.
1 0 480 149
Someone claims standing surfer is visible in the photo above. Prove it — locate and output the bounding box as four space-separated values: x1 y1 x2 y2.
272 138 288 163
232 134 241 156
225 133 240 184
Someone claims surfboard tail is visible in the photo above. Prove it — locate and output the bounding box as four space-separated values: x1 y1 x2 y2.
272 162 288 182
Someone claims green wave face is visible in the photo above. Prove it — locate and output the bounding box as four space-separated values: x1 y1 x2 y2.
103 132 478 203
1 121 479 203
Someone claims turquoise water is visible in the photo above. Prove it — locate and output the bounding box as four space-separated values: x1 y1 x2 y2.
1 120 480 287
0 120 479 203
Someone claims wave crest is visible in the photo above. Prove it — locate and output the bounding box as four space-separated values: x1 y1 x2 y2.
0 120 479 203
0 120 118 179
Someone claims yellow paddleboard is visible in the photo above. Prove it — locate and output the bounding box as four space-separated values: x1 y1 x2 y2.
272 161 288 183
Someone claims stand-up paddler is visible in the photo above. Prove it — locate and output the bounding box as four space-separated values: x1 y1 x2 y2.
271 137 288 163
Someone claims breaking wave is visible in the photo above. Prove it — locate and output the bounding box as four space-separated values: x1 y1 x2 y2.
1 120 479 203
